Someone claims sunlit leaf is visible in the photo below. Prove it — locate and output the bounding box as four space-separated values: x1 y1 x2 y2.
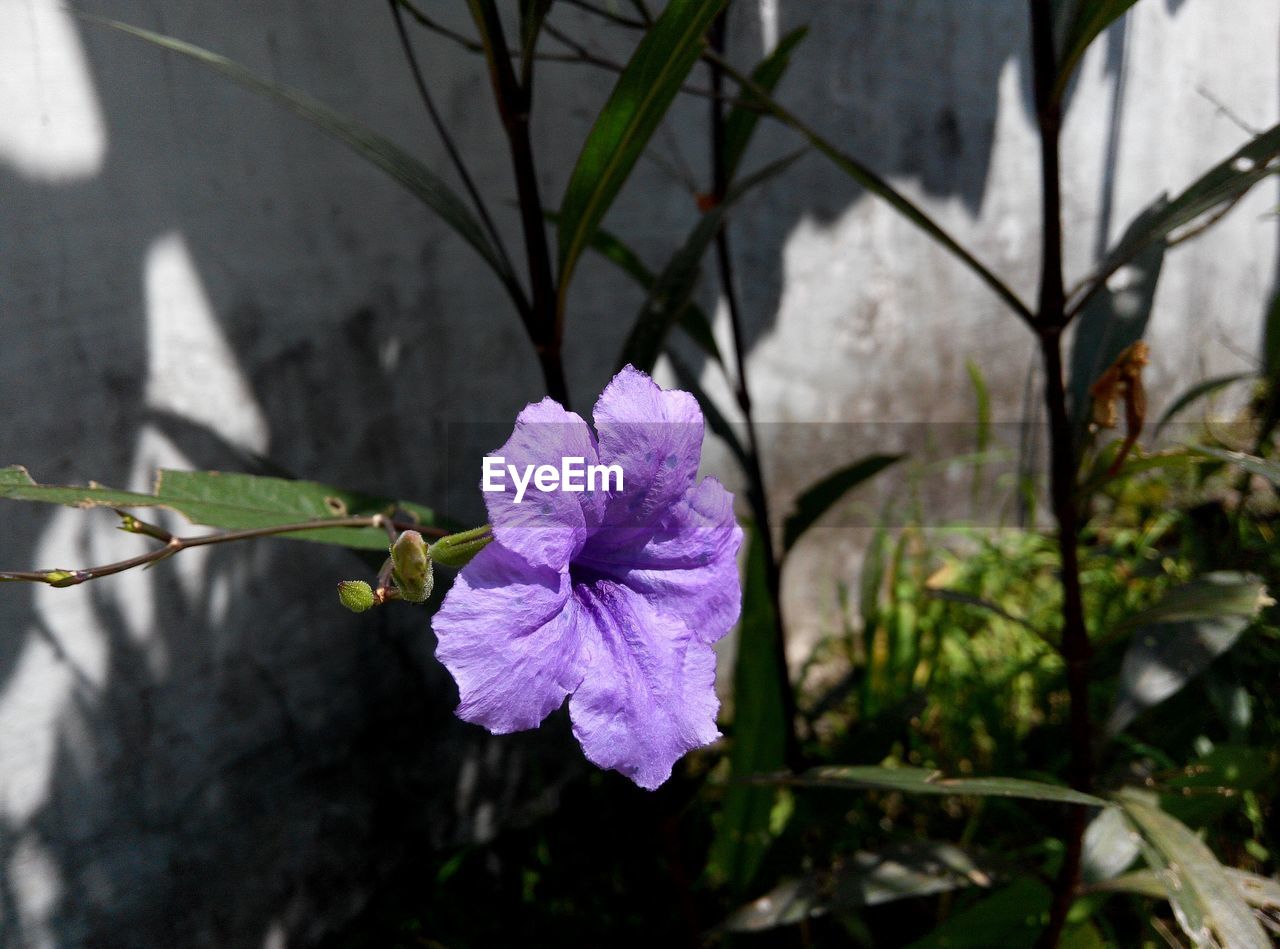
782 455 902 555
616 149 805 372
557 0 728 305
0 466 436 550
1091 865 1280 912
84 16 522 306
706 525 788 893
1104 573 1270 737
773 765 1110 807
1118 790 1270 948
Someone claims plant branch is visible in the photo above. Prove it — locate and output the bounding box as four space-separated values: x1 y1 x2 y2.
468 0 569 408
0 514 445 588
707 11 800 770
1030 3 1093 946
395 0 484 52
388 0 527 322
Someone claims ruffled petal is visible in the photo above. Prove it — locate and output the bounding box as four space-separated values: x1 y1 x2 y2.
592 365 704 533
579 476 743 644
568 578 721 790
483 397 602 571
433 543 587 733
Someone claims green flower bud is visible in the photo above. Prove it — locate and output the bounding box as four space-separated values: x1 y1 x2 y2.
337 579 376 613
390 530 433 603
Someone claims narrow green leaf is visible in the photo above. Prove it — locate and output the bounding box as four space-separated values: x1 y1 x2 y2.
722 27 808 182
1188 446 1280 485
1104 573 1270 737
557 0 728 304
666 351 749 470
1264 290 1280 381
518 0 553 67
782 455 902 555
712 53 1033 323
1118 790 1270 949
84 16 522 304
580 224 723 365
1153 373 1255 438
1053 1 1143 101
1073 124 1280 318
776 765 1110 807
0 466 437 551
706 525 788 893
616 149 804 372
1091 866 1280 911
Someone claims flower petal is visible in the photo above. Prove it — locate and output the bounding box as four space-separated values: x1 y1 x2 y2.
433 543 587 733
484 397 602 570
579 476 743 644
592 365 704 532
568 578 721 790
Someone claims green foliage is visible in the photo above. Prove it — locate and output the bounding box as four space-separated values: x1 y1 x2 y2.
0 465 436 550
706 526 788 892
781 454 903 555
556 0 727 307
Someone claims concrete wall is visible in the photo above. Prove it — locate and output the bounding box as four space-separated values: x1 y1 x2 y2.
0 0 1275 944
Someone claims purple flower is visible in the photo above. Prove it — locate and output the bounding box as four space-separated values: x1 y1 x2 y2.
432 366 743 789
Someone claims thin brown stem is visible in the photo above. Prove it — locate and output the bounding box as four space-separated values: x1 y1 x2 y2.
707 11 801 771
0 515 445 588
468 0 569 408
1030 3 1093 947
559 0 648 30
388 0 527 321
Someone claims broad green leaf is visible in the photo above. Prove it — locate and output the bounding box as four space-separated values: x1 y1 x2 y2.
1073 123 1280 318
721 27 808 182
719 841 992 934
0 466 437 550
1053 1 1143 101
1118 790 1270 948
904 878 1052 949
1153 373 1255 438
777 765 1110 807
1187 446 1280 485
781 455 902 555
1068 201 1166 438
1103 573 1270 737
616 149 805 372
557 0 728 305
84 16 522 305
706 525 789 893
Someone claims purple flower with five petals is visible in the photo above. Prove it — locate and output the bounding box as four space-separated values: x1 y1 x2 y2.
432 366 743 789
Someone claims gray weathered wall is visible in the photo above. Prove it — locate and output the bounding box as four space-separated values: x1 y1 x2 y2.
0 0 1276 944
